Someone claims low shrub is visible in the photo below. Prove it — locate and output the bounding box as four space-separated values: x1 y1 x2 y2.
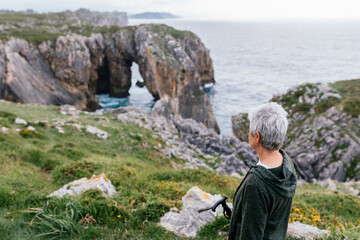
53 160 98 185
132 201 170 224
343 98 360 117
315 97 341 114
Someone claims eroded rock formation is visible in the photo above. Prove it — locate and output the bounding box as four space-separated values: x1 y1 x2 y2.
0 24 219 132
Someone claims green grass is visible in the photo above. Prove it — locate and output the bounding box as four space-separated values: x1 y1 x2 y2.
0 11 193 46
331 79 360 117
0 100 359 239
149 24 196 40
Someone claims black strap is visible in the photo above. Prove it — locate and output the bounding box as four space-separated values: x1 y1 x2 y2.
266 197 287 223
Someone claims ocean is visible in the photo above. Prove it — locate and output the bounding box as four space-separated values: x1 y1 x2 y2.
96 19 360 135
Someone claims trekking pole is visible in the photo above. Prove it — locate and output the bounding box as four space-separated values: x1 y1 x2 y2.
198 196 232 219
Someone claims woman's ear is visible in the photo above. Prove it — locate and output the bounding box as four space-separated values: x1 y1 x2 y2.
255 131 261 143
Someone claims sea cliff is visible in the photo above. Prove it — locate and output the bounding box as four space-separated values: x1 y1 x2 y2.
0 10 218 132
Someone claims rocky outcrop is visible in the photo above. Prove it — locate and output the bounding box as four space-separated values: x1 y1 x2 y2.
73 9 128 27
109 106 256 174
232 81 360 181
0 24 218 132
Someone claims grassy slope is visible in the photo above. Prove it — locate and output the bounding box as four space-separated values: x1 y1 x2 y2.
0 101 359 239
0 12 193 45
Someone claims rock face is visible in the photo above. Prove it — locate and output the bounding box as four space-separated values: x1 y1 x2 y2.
232 82 360 181
158 186 232 238
0 24 218 132
2 38 81 107
48 173 117 198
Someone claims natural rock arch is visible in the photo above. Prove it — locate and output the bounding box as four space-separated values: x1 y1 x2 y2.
0 24 219 133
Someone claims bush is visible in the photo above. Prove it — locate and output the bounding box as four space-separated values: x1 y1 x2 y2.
132 201 170 224
343 98 360 117
53 160 98 185
0 111 16 122
315 97 341 114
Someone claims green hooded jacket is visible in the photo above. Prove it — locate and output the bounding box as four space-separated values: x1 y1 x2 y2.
228 149 297 240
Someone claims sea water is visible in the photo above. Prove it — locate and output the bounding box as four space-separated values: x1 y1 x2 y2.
96 19 360 135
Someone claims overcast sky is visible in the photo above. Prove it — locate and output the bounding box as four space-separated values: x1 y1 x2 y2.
2 0 360 20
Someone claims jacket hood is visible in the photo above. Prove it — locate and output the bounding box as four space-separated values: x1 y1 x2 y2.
251 149 297 198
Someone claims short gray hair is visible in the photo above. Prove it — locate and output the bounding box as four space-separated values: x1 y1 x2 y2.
248 102 288 151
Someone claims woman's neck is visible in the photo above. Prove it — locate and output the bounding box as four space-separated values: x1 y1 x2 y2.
257 148 283 168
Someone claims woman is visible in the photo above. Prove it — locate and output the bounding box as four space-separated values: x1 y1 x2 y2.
228 102 297 240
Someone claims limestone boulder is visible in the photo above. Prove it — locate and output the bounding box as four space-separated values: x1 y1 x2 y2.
86 125 109 139
287 222 330 239
1 126 8 133
48 173 117 198
15 118 27 125
158 186 232 238
60 104 80 117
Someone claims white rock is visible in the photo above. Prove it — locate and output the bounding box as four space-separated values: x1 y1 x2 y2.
56 126 65 134
27 126 36 131
16 128 21 132
60 105 79 117
1 127 8 133
86 125 109 139
230 172 241 178
48 173 117 198
158 186 232 238
70 123 83 132
287 222 330 239
317 178 337 191
15 118 27 125
348 187 359 197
